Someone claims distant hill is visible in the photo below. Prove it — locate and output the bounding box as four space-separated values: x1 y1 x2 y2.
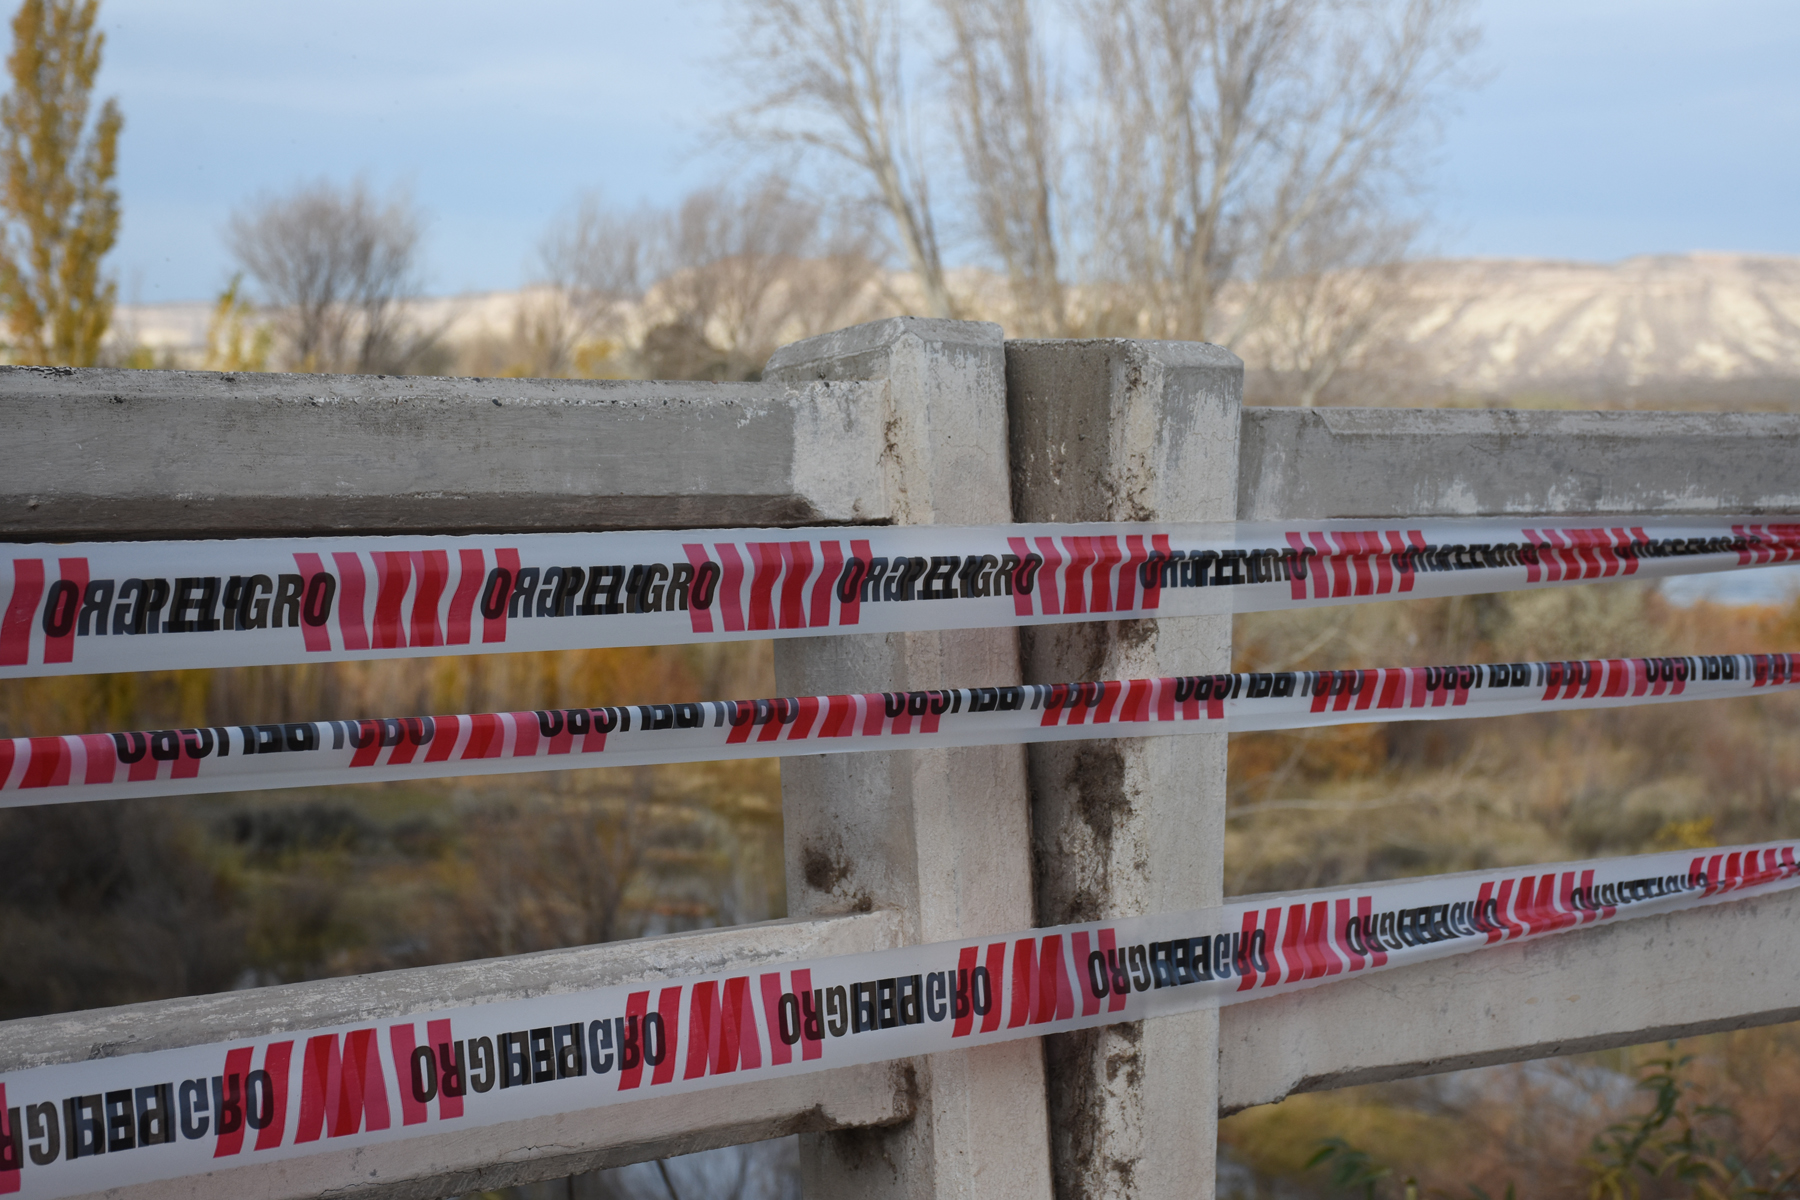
105 254 1800 402
1395 253 1800 397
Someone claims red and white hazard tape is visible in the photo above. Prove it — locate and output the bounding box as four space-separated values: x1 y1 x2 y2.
1 841 1793 1200
3 653 1793 807
4 518 1795 678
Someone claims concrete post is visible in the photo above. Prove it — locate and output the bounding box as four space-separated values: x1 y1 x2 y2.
763 319 1055 1200
1004 340 1243 1200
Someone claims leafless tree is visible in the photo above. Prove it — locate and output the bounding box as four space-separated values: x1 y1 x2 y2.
544 770 653 947
725 0 953 318
647 175 883 378
1229 216 1424 405
226 179 436 374
729 0 1476 391
1071 0 1475 349
527 193 659 377
937 0 1065 334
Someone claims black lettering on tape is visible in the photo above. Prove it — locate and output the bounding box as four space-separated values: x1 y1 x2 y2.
996 553 1019 595
468 1037 496 1092
835 557 867 604
1015 553 1042 595
165 578 202 634
271 574 304 629
536 568 565 618
898 975 923 1025
509 568 540 619
245 1070 274 1131
529 1027 556 1083
642 1012 667 1067
78 578 113 636
41 579 79 638
239 575 272 630
1087 951 1109 998
690 561 719 611
135 1083 174 1147
104 1090 134 1152
65 1095 102 1159
556 1021 588 1077
211 1072 243 1137
177 1080 207 1140
302 573 335 627
27 1100 60 1165
643 564 669 612
618 1016 642 1071
410 1046 439 1104
588 1021 614 1074
498 1032 529 1087
861 557 889 602
439 1041 468 1096
481 568 512 620
668 561 695 610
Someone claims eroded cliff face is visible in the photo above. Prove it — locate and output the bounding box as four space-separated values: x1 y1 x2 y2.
106 253 1800 403
1396 253 1800 391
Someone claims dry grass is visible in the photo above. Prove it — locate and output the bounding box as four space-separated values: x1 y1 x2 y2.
0 642 784 1017
1221 583 1800 1198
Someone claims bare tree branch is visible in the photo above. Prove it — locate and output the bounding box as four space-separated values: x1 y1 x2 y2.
725 0 954 318
227 179 435 374
1074 0 1477 349
527 193 658 376
937 0 1066 334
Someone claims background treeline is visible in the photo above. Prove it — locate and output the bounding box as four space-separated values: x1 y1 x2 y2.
1218 585 1800 1199
101 0 1481 409
0 643 783 1018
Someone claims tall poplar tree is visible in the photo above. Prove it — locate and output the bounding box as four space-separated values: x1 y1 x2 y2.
0 0 120 366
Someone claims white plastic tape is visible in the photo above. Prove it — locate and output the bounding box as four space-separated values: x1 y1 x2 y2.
4 518 1796 678
1 841 1793 1200
4 653 1793 806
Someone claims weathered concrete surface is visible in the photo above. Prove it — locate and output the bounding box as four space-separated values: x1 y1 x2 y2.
0 365 889 539
1239 407 1800 520
1006 339 1242 1200
82 1066 916 1200
1217 884 1800 1114
1 912 911 1199
766 319 1054 1200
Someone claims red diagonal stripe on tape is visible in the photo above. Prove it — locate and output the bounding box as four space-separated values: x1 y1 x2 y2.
0 559 44 667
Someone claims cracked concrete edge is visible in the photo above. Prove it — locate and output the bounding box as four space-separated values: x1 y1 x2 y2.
1 366 892 539
1 911 904 1071
1239 406 1800 519
765 318 1005 380
1217 888 1800 1114
63 1061 917 1200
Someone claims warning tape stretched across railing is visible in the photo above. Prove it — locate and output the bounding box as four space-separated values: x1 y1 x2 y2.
3 653 1793 807
1 841 1793 1200
4 518 1796 678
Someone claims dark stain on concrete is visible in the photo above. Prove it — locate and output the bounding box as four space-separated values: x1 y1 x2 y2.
802 843 852 894
1069 744 1131 847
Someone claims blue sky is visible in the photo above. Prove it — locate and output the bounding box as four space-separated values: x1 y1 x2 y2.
97 0 1800 302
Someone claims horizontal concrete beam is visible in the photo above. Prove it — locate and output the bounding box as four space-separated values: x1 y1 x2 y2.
16 371 1798 540
0 366 891 540
1217 887 1800 1114
1239 407 1800 520
0 911 912 1199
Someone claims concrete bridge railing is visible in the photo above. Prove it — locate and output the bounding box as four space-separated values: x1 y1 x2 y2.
4 317 1798 1199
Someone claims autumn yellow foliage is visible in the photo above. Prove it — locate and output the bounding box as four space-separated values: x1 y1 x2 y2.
0 0 119 366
